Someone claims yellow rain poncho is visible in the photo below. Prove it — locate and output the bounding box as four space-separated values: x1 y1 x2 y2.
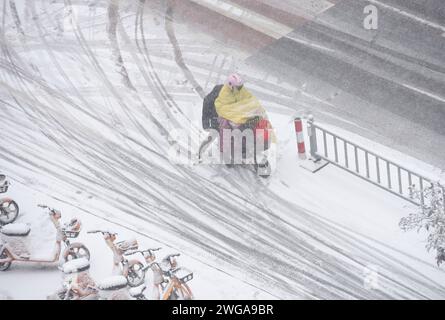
215 84 276 144
214 84 266 125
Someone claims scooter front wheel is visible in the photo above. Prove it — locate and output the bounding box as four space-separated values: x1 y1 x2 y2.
0 199 19 225
0 251 11 271
254 159 271 178
63 243 90 262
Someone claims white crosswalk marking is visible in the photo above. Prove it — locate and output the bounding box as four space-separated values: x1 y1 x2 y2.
368 0 445 33
403 84 445 104
257 0 335 18
187 0 293 39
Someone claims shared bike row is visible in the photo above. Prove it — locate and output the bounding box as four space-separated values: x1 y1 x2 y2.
0 174 194 300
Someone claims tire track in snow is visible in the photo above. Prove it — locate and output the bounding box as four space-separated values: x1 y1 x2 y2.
64 0 168 152
164 0 205 98
2 1 445 299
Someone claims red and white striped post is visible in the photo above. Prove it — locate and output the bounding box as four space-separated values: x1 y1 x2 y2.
294 117 307 160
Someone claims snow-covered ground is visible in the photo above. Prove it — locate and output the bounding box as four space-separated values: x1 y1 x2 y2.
1 0 445 299
0 184 274 300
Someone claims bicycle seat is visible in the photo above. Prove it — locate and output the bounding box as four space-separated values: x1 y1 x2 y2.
0 223 31 236
62 258 90 274
97 276 128 291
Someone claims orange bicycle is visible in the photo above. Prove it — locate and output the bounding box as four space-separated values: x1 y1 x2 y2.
156 253 194 300
88 230 145 287
128 252 194 300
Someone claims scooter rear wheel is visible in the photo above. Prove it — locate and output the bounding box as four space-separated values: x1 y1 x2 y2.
0 251 11 271
0 199 19 225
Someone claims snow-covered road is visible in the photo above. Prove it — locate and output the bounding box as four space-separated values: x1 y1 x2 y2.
1 0 445 299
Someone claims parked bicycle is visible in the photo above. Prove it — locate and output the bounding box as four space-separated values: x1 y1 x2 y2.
126 247 163 299
0 204 90 271
49 259 133 300
88 230 145 287
158 253 194 300
0 175 19 225
48 258 98 300
130 253 193 300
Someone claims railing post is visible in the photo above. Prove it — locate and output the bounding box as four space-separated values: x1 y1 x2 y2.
419 178 424 206
294 117 307 160
442 185 445 215
307 115 321 162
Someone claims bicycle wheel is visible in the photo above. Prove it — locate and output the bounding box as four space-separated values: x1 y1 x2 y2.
126 261 145 287
176 284 193 300
63 243 90 262
167 290 179 300
0 250 11 271
0 199 19 225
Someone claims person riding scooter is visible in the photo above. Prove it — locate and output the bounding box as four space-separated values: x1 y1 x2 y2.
200 73 275 174
215 74 275 164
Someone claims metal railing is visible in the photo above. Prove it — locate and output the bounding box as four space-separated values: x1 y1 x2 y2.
307 117 441 207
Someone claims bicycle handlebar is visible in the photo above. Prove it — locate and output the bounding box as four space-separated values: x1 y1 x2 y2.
142 261 160 272
38 204 59 215
125 248 162 256
87 230 117 236
163 267 184 279
123 250 137 256
164 253 180 261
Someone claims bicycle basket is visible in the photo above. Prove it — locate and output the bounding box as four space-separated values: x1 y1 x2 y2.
174 268 193 283
63 230 80 238
62 218 82 238
0 176 9 194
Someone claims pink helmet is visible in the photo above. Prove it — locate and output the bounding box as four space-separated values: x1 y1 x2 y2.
226 73 244 89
